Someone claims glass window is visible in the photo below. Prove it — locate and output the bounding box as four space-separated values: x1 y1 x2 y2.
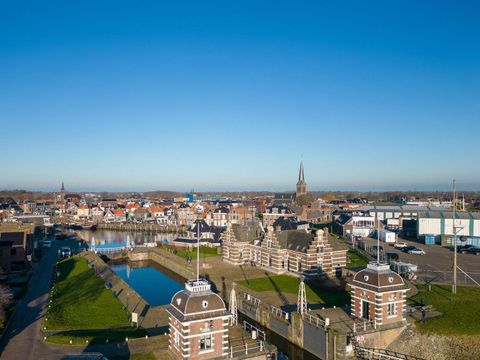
387 303 396 316
200 334 212 350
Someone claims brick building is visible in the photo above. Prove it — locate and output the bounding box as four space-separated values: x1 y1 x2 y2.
262 205 295 227
349 262 408 326
166 279 231 359
222 223 347 278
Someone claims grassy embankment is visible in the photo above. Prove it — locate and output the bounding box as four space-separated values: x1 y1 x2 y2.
239 274 350 306
44 257 146 344
410 284 480 335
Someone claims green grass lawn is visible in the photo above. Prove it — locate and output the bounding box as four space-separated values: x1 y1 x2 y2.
410 284 480 335
167 245 219 259
44 327 147 345
45 257 130 330
239 274 350 306
347 249 369 268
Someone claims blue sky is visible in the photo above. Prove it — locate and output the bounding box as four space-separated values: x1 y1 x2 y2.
1 1 479 192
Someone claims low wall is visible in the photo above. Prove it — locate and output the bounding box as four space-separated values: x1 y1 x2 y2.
80 252 166 329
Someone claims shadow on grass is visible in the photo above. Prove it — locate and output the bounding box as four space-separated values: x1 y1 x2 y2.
306 278 350 307
46 327 147 346
265 272 289 306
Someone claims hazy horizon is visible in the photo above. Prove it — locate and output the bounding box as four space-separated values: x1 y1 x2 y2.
2 181 479 194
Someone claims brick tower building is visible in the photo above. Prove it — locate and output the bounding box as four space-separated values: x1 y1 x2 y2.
349 262 408 326
167 219 231 360
166 279 231 359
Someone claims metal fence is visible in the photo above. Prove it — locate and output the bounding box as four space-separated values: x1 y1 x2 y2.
415 269 480 286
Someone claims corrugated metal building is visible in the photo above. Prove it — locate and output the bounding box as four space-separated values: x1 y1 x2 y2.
417 211 480 238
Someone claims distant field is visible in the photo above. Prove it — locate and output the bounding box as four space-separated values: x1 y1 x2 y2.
45 257 130 330
239 274 350 306
411 284 480 335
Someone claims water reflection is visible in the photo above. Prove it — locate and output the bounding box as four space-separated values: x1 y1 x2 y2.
110 260 184 306
76 229 178 249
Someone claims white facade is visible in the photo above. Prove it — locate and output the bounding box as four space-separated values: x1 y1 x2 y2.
379 228 397 243
417 212 480 237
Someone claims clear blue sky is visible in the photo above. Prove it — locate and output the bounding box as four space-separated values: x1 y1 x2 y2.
1 1 479 192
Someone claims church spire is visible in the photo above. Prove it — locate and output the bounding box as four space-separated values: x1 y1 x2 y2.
298 161 305 182
296 161 307 197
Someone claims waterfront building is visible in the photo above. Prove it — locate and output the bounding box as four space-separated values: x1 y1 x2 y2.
75 204 90 221
177 203 198 226
222 223 347 277
173 220 222 248
349 262 408 326
167 279 231 360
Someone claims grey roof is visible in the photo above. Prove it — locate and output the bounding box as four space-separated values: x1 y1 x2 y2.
189 220 211 233
232 223 261 243
418 211 480 220
276 230 312 253
358 204 442 213
273 216 298 231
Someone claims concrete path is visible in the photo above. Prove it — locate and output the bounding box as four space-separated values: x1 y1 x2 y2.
0 236 80 360
0 235 171 360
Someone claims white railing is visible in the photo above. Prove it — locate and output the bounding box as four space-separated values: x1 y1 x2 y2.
302 312 326 328
243 292 262 306
270 305 290 321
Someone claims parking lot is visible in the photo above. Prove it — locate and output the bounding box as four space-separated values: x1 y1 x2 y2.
360 236 480 273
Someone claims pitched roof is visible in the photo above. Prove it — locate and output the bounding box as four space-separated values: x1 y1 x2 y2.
276 230 313 252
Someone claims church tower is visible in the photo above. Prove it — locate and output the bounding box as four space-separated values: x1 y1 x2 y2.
60 181 65 204
296 161 307 198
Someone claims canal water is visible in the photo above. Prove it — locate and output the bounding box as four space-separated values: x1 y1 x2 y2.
110 259 319 360
110 260 184 306
83 230 319 360
76 229 179 250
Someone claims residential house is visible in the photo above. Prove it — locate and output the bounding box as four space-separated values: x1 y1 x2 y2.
262 205 295 227
76 205 90 221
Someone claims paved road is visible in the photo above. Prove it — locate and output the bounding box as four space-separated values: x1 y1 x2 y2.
361 237 480 273
0 237 80 360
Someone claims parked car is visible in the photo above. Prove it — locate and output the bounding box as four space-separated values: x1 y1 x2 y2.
384 252 400 263
456 244 474 252
408 248 426 255
402 245 416 253
462 246 480 255
60 246 72 258
394 242 408 249
42 240 52 249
